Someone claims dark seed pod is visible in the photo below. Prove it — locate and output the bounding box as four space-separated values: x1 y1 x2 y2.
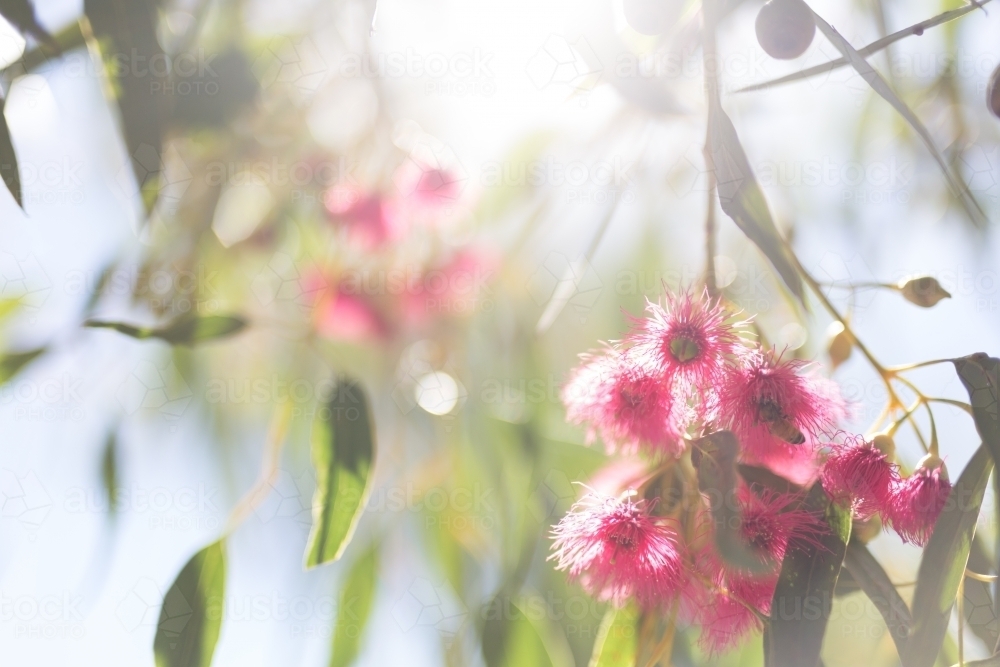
755 0 816 60
898 276 950 308
623 0 675 36
988 63 1000 119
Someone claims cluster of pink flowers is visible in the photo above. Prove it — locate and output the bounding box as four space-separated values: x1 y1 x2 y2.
301 169 493 342
552 290 954 653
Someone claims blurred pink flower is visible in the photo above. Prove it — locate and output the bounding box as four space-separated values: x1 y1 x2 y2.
821 438 898 520
888 462 951 546
562 347 689 457
401 248 497 325
324 184 402 249
312 283 388 342
550 493 683 608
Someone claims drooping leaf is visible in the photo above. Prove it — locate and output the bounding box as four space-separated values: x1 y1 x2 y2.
948 655 1000 667
588 604 638 667
329 544 379 667
736 0 994 93
305 379 376 568
153 540 226 667
0 94 23 208
842 540 911 657
706 104 805 303
765 483 851 667
694 431 773 572
0 347 45 384
84 0 168 212
902 444 993 667
952 354 1000 464
85 315 247 345
808 7 987 227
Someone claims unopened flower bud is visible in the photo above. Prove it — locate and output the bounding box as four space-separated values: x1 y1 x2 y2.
755 0 816 60
898 276 950 308
826 321 852 369
871 433 895 457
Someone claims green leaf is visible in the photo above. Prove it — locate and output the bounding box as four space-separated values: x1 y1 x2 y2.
482 596 554 667
808 7 987 227
85 315 247 345
693 431 772 572
0 94 22 208
305 379 376 568
902 444 993 667
588 605 638 667
329 544 379 667
706 104 805 303
765 484 851 667
842 540 911 657
84 0 168 212
953 354 1000 464
736 0 993 94
0 347 45 384
101 430 118 517
153 540 226 667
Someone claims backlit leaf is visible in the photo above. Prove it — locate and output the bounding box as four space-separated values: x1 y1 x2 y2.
694 431 773 572
765 484 851 667
329 544 379 667
808 7 987 227
842 540 911 657
153 540 226 667
0 347 45 384
85 315 247 345
588 604 638 667
706 104 805 303
305 379 376 567
902 444 993 667
0 94 22 208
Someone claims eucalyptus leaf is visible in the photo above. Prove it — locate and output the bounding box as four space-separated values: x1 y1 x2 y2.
808 7 987 227
952 354 1000 464
153 540 226 667
694 431 773 572
842 540 911 657
765 484 851 667
0 347 45 384
706 104 805 303
902 444 993 667
0 0 59 52
84 0 168 212
0 94 23 208
482 596 554 667
736 0 993 94
588 605 638 667
305 379 376 568
329 544 379 667
85 315 247 345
